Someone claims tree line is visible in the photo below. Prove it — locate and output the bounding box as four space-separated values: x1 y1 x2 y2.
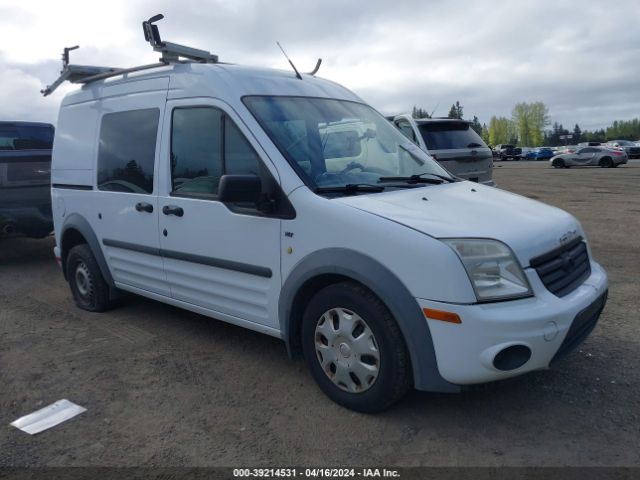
410 101 640 147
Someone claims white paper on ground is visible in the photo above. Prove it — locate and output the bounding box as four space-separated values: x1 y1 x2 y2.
10 399 87 435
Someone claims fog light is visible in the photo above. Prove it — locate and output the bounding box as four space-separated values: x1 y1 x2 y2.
493 345 531 371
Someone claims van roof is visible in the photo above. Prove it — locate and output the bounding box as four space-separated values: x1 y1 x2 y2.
61 62 362 107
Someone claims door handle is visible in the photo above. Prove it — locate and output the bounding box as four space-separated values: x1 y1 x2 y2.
135 202 154 213
162 205 184 217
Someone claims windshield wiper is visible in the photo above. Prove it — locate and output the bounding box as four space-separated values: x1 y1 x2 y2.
378 172 456 184
467 142 483 148
315 183 386 195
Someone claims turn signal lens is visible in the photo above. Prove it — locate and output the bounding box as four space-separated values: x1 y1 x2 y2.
423 308 461 324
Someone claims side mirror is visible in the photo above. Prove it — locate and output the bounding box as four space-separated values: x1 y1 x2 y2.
218 174 262 204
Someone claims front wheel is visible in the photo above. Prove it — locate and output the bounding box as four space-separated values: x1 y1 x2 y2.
301 282 412 413
552 159 565 168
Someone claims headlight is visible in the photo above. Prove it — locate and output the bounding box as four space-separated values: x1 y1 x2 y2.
441 238 532 302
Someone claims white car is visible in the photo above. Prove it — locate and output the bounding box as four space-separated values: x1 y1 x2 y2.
47 16 608 412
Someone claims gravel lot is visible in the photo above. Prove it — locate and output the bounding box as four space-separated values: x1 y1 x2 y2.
1 160 639 467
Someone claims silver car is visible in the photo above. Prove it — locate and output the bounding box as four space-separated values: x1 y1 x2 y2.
550 146 628 168
390 115 495 185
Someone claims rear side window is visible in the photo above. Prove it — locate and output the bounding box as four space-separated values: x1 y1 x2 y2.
418 123 487 150
170 107 261 196
0 124 54 150
97 109 160 194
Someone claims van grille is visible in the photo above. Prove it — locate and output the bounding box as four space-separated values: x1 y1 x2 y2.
530 237 591 297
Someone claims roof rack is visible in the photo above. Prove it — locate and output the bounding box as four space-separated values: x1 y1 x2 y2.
41 14 219 97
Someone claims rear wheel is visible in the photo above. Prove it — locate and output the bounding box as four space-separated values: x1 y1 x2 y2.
301 281 412 413
599 157 613 168
552 159 565 168
66 244 113 312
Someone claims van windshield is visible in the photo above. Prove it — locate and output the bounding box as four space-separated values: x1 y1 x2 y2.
243 96 451 192
417 122 487 150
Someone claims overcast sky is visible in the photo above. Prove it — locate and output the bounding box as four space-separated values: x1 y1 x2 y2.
1 0 638 131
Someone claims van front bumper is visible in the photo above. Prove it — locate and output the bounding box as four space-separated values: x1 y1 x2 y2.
416 260 608 386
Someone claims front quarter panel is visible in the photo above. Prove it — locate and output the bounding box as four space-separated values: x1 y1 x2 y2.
281 188 477 305
279 187 472 393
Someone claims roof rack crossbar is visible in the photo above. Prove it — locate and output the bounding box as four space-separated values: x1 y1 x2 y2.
41 13 218 97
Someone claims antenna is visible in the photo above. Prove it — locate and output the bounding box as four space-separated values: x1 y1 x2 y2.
276 42 302 80
429 100 440 118
307 58 322 76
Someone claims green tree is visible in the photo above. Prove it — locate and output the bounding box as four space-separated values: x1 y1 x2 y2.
481 123 490 145
573 124 582 144
447 101 463 119
488 116 517 145
512 101 549 146
411 106 431 119
471 116 483 136
605 118 640 140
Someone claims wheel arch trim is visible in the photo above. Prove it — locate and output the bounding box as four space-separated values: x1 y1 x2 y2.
60 213 115 288
279 248 460 392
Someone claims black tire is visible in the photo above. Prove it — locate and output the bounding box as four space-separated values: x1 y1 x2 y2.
599 157 613 168
552 159 565 169
66 244 113 312
301 281 412 413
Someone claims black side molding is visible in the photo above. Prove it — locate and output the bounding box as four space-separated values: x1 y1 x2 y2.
102 238 159 256
52 183 94 190
102 238 272 278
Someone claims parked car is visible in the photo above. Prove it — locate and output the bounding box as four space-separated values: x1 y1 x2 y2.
519 147 534 157
47 15 609 412
0 121 54 237
578 142 602 147
605 140 640 159
389 115 494 186
550 146 628 168
553 145 577 155
525 147 555 160
494 144 522 160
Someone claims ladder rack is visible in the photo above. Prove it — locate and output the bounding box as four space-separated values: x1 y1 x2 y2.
41 14 219 97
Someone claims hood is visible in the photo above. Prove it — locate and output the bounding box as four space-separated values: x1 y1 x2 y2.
335 182 581 267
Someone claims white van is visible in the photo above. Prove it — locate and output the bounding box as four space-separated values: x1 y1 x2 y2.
48 18 608 412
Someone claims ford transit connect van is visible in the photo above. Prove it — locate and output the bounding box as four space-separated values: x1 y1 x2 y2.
47 17 608 412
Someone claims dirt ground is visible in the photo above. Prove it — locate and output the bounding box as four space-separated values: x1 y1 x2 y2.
1 160 639 467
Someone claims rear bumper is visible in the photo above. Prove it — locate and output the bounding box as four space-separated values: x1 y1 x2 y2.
416 261 608 386
0 185 52 235
0 205 52 235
